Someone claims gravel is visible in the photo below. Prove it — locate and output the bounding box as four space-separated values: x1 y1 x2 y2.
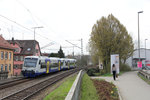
0 71 69 99
28 73 78 100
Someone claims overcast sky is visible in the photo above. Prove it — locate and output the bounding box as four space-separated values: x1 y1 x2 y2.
0 0 150 56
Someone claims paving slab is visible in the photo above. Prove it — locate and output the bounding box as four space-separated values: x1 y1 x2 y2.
92 71 150 100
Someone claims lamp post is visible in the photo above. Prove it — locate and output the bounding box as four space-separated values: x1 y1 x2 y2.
145 39 148 66
32 26 43 56
138 11 143 63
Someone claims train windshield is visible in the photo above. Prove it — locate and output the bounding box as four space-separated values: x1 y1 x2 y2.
24 58 38 67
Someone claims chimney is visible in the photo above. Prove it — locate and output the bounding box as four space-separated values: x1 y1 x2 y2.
12 37 15 45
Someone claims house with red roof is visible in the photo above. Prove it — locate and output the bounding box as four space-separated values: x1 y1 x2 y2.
0 35 14 77
8 38 41 76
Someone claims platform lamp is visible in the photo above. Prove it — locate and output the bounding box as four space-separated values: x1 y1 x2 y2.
138 11 143 63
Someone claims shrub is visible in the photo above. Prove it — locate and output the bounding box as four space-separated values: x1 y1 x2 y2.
120 63 131 72
87 68 100 76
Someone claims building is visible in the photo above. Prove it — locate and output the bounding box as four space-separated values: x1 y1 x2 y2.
8 38 41 75
0 35 14 76
41 53 50 56
126 48 150 68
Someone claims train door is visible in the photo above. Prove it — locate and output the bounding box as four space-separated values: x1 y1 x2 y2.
58 60 61 71
68 61 70 69
45 59 50 73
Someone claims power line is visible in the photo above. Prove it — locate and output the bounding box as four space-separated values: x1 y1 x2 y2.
0 14 33 32
15 0 58 37
0 14 55 42
15 0 39 26
13 0 60 44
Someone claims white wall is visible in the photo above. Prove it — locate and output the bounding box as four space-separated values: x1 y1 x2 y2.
126 48 150 67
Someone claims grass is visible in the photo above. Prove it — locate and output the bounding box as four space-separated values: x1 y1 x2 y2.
44 75 77 100
137 72 150 85
81 73 99 100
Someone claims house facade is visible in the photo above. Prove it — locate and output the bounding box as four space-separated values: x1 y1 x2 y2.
0 35 14 77
8 38 41 75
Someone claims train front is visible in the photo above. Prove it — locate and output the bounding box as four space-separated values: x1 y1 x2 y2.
22 56 38 77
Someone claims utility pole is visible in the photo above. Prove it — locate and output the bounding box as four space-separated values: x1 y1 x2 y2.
32 26 43 56
65 40 81 58
65 39 83 59
81 38 83 56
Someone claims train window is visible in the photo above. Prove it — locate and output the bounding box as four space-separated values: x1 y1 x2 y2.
24 58 38 67
60 62 63 66
41 62 46 68
50 62 59 68
39 60 41 64
70 62 74 66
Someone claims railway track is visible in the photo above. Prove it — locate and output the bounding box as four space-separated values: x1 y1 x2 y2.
1 68 80 100
0 78 31 90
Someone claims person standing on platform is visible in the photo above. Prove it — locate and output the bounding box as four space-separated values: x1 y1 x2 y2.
112 64 117 80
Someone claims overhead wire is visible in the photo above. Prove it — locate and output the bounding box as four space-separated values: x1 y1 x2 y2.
15 0 60 45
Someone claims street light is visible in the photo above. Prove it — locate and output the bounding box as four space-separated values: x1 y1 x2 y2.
138 11 143 62
32 26 43 40
145 39 148 66
32 26 43 55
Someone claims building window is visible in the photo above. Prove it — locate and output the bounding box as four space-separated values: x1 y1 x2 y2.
9 52 11 60
15 48 19 52
20 56 24 61
36 49 38 53
5 64 7 71
5 52 8 59
1 64 3 72
16 56 18 61
14 65 17 69
9 64 11 72
1 51 4 60
18 56 20 61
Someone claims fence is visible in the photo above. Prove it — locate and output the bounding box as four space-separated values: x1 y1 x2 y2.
0 71 8 80
65 70 84 100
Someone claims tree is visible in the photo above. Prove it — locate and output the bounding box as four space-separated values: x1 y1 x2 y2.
49 53 59 57
89 14 134 73
58 46 65 58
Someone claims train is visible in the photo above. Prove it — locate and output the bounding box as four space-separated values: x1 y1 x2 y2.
22 56 77 77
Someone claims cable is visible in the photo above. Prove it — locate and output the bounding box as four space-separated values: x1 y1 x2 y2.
0 14 56 42
15 0 39 26
0 14 33 32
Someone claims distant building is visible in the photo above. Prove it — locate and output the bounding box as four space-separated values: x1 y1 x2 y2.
42 53 50 57
126 48 150 68
0 35 14 76
8 38 41 75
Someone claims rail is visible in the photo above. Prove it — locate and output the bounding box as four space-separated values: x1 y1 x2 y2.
0 78 30 90
1 68 81 100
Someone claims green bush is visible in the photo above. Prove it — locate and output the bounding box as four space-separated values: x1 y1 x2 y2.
99 69 106 75
87 67 109 76
120 63 131 72
87 68 100 76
